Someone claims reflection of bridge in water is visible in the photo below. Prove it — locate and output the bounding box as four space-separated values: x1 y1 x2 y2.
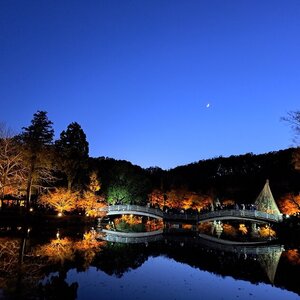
98 228 284 284
99 228 281 252
99 229 164 244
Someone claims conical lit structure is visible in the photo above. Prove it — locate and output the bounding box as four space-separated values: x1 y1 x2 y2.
255 180 281 215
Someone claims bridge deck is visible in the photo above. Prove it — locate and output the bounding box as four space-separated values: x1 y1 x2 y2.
101 205 283 223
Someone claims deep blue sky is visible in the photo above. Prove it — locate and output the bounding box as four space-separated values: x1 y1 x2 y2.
1 1 299 169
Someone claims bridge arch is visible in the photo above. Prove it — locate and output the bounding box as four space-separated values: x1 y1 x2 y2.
103 205 164 220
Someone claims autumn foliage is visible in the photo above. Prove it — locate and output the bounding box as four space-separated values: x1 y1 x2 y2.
77 191 106 217
278 193 300 215
148 188 213 211
39 188 78 214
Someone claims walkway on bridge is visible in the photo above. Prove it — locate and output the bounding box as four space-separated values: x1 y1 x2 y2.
100 180 283 224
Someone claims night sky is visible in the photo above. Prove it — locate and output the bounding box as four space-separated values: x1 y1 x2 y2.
1 1 299 169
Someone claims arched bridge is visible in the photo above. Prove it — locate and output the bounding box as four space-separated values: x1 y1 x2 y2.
102 205 164 219
198 209 283 223
100 205 283 223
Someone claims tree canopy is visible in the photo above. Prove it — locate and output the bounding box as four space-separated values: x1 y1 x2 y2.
55 122 89 190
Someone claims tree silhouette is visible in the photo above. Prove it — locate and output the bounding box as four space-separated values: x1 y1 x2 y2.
20 111 55 209
55 122 89 190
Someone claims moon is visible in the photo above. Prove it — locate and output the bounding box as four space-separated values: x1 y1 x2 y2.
206 103 210 108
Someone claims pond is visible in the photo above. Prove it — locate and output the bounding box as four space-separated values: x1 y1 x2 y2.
1 224 300 300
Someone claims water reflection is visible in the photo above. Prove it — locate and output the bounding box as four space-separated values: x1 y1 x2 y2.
0 226 300 299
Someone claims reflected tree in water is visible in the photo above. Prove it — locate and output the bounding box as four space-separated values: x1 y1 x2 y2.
35 236 75 265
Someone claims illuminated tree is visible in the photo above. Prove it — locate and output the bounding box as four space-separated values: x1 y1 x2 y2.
107 166 150 205
164 188 212 211
77 171 105 217
238 224 248 235
223 223 238 237
20 111 56 209
283 249 300 265
88 171 101 193
35 236 75 264
39 188 78 214
73 230 105 269
107 185 131 205
55 122 89 190
0 124 26 202
259 225 276 238
77 190 106 217
148 189 164 207
278 194 300 215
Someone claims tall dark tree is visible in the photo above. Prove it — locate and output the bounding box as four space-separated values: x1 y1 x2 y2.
283 111 300 144
55 122 89 190
283 110 300 171
20 111 55 209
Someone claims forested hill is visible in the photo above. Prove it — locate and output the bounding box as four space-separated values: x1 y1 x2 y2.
163 148 299 202
90 148 299 204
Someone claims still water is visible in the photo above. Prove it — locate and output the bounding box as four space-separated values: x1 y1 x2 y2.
1 225 300 300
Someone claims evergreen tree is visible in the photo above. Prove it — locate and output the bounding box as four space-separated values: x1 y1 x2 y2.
55 122 89 190
20 111 55 209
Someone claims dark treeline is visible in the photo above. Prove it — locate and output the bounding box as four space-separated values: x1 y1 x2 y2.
162 148 300 202
90 148 300 208
1 110 300 215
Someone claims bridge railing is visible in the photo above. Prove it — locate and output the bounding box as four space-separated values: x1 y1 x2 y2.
100 205 283 223
198 209 283 223
101 204 164 218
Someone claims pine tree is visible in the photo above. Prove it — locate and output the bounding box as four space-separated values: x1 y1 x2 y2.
55 122 89 190
20 111 55 209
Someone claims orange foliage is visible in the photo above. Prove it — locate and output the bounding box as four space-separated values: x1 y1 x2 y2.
77 191 107 217
258 225 276 238
222 199 235 206
73 230 105 269
148 189 164 208
278 194 300 215
166 189 212 210
39 188 78 213
35 230 106 267
223 223 238 237
145 219 164 231
239 224 248 235
115 215 142 226
114 215 163 231
283 249 300 265
182 224 193 230
149 188 213 211
35 237 75 264
73 231 103 250
198 222 212 234
88 171 101 193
